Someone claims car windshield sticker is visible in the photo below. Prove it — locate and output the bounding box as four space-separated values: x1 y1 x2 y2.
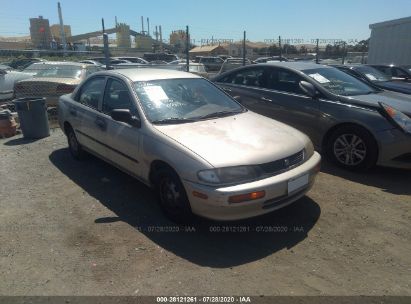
143 85 168 106
365 73 377 81
309 73 330 83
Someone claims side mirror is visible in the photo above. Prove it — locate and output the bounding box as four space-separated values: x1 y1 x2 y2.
299 81 317 98
111 109 141 128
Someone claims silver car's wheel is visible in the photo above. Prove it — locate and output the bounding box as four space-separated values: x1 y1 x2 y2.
333 134 367 166
156 168 192 223
66 127 86 160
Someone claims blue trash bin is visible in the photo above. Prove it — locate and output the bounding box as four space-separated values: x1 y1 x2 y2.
14 97 50 139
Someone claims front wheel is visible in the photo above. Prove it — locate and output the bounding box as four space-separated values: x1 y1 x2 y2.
156 168 193 223
326 125 378 170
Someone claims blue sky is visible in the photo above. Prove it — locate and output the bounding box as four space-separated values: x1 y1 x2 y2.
1 0 410 43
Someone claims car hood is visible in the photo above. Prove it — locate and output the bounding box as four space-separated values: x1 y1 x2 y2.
340 91 411 116
153 111 309 168
377 81 411 94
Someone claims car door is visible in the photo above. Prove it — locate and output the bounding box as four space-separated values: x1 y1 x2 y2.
99 77 141 176
258 67 322 144
73 76 108 157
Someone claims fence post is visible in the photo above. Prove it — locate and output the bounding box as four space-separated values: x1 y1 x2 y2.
243 31 246 66
342 41 346 64
279 36 282 61
186 26 190 72
102 18 110 70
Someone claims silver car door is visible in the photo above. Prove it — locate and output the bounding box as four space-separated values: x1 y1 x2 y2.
100 77 141 176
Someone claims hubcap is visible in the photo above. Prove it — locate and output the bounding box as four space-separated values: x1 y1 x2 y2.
333 134 367 166
160 179 181 210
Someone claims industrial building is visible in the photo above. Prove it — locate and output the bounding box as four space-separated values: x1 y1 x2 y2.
50 24 71 41
29 16 52 49
368 16 411 65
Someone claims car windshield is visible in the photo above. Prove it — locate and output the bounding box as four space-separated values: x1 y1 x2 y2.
303 67 377 96
354 65 391 82
133 78 244 124
34 65 83 78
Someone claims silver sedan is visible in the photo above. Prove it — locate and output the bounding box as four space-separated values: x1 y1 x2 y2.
58 69 321 222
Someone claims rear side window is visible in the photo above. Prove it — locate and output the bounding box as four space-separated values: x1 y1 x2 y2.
220 67 266 87
78 77 105 109
392 68 408 77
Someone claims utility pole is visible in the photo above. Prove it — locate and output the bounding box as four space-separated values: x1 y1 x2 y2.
115 16 118 27
186 26 190 72
57 2 66 52
141 16 145 35
316 38 319 64
102 18 110 70
243 31 246 66
279 36 282 61
147 18 150 37
342 41 346 64
159 25 163 52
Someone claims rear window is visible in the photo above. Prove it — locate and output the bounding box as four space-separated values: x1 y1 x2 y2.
34 65 83 79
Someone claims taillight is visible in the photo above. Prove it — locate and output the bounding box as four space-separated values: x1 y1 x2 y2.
56 84 75 94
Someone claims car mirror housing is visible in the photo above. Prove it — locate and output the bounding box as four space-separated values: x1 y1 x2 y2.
111 109 141 128
299 81 317 98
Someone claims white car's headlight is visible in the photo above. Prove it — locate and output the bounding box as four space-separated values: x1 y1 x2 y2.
198 165 263 185
380 102 411 134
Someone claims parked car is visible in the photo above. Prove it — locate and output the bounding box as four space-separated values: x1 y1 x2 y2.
254 56 289 63
369 64 411 82
198 56 224 72
15 62 101 106
117 57 148 64
143 53 178 63
58 69 321 221
219 58 252 74
79 60 104 67
182 63 208 78
334 64 411 95
213 62 411 170
7 58 46 70
0 66 33 102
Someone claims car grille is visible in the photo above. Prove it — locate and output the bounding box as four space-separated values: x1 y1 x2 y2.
259 149 305 176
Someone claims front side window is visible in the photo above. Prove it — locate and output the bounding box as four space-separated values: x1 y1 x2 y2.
267 68 305 94
102 79 136 115
303 67 376 96
78 77 105 109
392 67 408 78
133 78 244 123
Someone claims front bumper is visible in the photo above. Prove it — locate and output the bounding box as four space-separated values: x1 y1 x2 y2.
376 128 411 169
183 152 321 221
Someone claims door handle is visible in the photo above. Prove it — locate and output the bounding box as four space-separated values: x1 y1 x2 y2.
261 97 272 102
95 117 107 131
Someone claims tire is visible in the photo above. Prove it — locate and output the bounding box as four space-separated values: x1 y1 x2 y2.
66 127 86 160
326 125 378 170
155 168 193 223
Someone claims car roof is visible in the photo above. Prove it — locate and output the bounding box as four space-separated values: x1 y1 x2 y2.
97 68 201 81
263 61 333 70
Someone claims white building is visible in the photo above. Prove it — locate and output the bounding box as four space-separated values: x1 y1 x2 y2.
368 16 411 65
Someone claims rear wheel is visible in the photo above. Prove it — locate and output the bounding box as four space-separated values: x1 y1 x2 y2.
326 125 378 170
66 127 86 160
155 168 193 223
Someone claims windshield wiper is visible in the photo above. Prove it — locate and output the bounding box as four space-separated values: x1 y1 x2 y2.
196 110 242 120
151 117 197 125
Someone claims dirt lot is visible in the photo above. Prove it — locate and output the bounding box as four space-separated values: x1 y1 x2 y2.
0 129 410 296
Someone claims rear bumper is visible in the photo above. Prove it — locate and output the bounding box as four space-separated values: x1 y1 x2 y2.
376 128 411 169
182 152 321 221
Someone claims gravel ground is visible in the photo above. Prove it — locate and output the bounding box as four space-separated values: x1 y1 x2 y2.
0 129 410 296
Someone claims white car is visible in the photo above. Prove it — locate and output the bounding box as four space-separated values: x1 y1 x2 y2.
0 66 33 101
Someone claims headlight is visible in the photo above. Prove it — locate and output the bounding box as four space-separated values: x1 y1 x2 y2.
380 102 411 134
198 165 263 185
